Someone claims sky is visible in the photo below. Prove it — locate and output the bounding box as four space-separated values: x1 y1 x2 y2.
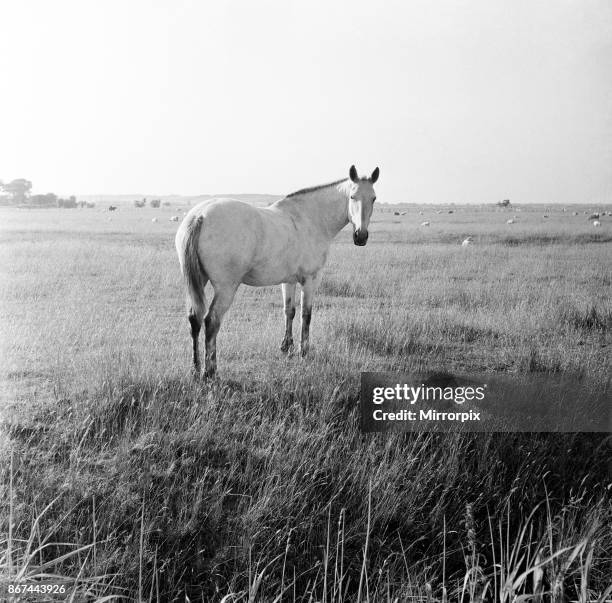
1 0 611 203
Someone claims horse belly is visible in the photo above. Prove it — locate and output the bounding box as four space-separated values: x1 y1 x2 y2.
242 255 301 286
243 244 326 286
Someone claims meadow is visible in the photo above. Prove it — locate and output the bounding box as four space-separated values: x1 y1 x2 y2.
1 203 611 601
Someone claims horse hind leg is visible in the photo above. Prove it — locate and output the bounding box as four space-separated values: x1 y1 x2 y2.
188 287 207 376
204 282 239 378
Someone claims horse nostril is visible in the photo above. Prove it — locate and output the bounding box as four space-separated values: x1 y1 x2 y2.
353 230 368 246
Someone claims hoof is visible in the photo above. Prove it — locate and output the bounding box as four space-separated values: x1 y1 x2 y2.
280 339 294 354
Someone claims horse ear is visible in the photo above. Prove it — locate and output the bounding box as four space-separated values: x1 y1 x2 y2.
349 165 359 183
370 167 380 183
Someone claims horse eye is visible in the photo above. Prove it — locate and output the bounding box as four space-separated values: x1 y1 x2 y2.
350 195 356 200
372 197 376 202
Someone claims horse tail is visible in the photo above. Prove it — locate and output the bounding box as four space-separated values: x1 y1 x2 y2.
177 214 207 317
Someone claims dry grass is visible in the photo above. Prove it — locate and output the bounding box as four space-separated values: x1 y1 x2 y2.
1 205 610 600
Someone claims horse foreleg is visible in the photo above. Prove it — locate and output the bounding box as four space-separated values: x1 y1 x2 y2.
204 283 238 378
300 274 320 357
280 283 296 353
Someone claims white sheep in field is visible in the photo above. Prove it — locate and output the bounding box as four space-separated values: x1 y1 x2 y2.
170 216 179 222
152 217 158 223
507 219 515 224
593 220 601 227
461 237 473 247
421 220 430 227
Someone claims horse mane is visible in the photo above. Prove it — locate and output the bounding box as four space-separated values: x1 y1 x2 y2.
285 178 348 198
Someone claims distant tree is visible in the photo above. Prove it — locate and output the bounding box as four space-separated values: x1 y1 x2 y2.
30 193 57 207
134 199 146 208
497 199 511 208
1 178 32 203
149 199 161 208
58 196 77 208
0 179 10 205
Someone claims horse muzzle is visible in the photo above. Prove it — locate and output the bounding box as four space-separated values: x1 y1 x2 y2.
353 229 369 246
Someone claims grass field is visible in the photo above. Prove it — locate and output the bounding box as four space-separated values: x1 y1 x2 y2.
1 204 611 601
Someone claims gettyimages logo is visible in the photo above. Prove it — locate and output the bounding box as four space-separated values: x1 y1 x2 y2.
360 372 610 433
372 383 486 405
367 374 486 427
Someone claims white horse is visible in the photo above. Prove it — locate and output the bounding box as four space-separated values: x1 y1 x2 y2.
175 165 379 377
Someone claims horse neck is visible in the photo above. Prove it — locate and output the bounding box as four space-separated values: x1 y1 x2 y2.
286 182 350 240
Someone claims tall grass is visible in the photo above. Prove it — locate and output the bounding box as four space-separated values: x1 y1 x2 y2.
2 373 610 600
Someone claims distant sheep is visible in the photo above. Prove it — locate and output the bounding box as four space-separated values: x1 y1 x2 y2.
421 220 430 227
170 216 179 222
108 205 117 211
572 211 579 216
394 211 400 216
461 237 473 247
588 213 600 220
152 217 158 223
543 215 549 218
507 219 515 224
400 211 407 216
593 220 601 227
